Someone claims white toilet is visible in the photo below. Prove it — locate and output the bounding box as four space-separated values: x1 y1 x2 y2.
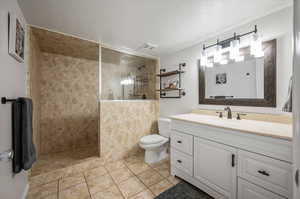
139 118 171 164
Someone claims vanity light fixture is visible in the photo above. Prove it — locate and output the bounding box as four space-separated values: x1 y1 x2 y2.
200 49 208 67
120 76 134 85
201 25 264 67
213 41 222 63
206 60 214 68
220 56 229 65
229 33 244 62
251 32 264 58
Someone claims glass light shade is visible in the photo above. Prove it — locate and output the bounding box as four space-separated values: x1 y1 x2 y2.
220 58 228 65
229 39 241 60
214 45 222 63
235 55 245 62
254 50 264 58
120 76 134 85
251 33 264 57
200 50 207 66
206 60 214 68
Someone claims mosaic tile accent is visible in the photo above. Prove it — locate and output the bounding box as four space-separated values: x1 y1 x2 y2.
39 52 99 154
100 100 159 162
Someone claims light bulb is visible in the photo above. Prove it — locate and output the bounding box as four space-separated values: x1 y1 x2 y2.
220 58 228 65
200 50 207 67
254 50 264 58
229 39 240 60
235 55 244 62
251 33 264 58
214 45 222 63
206 60 214 68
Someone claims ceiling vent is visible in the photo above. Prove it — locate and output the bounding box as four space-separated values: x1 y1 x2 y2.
140 43 158 50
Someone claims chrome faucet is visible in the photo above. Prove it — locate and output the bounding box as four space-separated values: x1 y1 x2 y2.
224 107 232 119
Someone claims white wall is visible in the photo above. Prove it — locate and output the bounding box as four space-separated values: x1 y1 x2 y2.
205 58 264 99
160 7 293 117
0 0 28 199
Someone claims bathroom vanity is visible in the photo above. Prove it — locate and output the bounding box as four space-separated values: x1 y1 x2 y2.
170 113 293 199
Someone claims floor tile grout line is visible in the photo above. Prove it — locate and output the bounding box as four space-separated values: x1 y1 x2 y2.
144 161 174 196
83 172 93 199
29 156 173 199
124 161 159 197
105 165 126 199
125 158 173 194
57 178 60 199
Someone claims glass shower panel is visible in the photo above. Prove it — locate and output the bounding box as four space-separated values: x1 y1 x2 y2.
101 47 157 100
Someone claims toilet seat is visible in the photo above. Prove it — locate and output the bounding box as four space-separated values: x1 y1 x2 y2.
140 134 168 145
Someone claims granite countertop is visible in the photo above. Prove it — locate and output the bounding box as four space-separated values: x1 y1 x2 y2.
170 113 293 141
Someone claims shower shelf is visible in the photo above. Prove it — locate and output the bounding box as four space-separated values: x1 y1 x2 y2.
157 63 186 99
156 88 183 92
156 70 184 77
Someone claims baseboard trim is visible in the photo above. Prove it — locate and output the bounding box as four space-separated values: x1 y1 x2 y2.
21 183 29 199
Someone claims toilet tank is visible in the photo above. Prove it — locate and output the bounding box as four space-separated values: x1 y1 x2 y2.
158 118 171 138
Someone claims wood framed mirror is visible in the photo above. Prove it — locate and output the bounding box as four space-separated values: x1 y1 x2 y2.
198 39 276 107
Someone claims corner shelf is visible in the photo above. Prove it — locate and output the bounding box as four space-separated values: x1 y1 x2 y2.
157 63 186 98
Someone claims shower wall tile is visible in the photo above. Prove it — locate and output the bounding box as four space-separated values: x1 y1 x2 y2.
27 27 42 156
39 52 99 154
100 100 159 162
31 27 99 61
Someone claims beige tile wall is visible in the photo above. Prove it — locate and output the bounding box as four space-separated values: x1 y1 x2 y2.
39 52 99 154
31 27 99 60
100 100 159 162
27 27 42 156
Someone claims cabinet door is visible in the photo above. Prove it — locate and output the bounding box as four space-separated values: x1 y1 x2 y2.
238 178 286 199
194 137 237 199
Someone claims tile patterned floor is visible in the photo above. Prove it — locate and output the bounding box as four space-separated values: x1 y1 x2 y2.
27 154 181 199
30 147 99 176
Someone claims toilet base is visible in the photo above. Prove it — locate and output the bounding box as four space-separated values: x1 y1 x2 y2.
144 146 168 164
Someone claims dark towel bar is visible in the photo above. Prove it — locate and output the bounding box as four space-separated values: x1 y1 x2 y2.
1 97 17 104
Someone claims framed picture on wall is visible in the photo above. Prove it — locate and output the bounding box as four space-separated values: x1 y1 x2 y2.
8 13 25 63
216 73 227 84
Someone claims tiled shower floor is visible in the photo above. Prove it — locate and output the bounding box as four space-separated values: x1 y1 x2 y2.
28 154 180 199
30 147 99 176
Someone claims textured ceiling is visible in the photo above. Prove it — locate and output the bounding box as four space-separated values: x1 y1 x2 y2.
19 0 292 56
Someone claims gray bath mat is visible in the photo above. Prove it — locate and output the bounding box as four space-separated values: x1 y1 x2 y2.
155 181 214 199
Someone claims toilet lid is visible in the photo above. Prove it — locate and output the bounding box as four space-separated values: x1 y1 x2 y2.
140 134 167 145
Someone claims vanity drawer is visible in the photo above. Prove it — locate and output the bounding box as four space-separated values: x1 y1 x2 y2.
238 178 286 199
171 131 193 155
238 150 292 198
171 148 193 176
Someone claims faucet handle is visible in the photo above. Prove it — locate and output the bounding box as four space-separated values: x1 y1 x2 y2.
216 111 223 118
236 113 247 120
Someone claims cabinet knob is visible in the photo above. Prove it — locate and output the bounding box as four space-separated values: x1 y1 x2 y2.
258 170 270 176
177 140 182 144
177 160 182 163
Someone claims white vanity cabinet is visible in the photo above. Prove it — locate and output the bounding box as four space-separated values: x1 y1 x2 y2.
194 137 237 199
170 118 292 199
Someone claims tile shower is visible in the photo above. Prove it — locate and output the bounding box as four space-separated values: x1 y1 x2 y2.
100 48 159 161
27 27 100 175
27 27 160 177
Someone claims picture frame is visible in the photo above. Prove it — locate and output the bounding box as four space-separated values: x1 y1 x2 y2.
8 13 25 63
216 73 227 84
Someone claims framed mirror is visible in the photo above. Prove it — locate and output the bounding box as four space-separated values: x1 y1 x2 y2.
199 39 276 107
